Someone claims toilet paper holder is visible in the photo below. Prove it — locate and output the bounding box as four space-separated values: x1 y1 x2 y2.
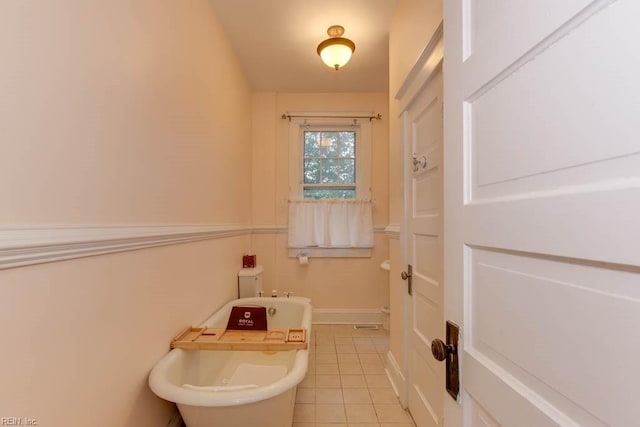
297 253 309 265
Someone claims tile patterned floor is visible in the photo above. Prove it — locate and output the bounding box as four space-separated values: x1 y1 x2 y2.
294 324 416 427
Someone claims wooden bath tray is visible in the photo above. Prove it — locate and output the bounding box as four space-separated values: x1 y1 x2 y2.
171 327 307 351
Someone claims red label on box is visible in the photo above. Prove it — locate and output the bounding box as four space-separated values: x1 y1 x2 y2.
242 254 256 268
226 306 267 331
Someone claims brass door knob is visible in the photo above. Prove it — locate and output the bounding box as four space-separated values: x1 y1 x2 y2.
401 265 413 295
431 338 456 361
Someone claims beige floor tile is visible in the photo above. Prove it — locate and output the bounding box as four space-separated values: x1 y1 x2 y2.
335 336 354 344
356 343 379 353
339 362 363 374
345 404 378 423
342 388 372 404
365 374 392 388
316 344 337 354
353 327 384 336
375 344 390 353
299 374 316 388
358 353 382 364
341 374 367 388
361 362 385 374
300 325 399 426
373 339 389 349
336 344 357 354
331 325 356 335
316 353 338 364
371 336 390 345
337 353 360 364
374 403 413 423
296 387 316 404
353 337 374 345
315 404 346 423
293 403 315 423
316 388 344 404
316 364 340 375
316 374 341 388
315 334 335 345
369 388 398 404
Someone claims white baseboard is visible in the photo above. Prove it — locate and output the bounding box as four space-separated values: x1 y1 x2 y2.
385 350 407 407
312 308 385 325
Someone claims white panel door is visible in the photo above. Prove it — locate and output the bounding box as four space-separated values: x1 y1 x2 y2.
444 1 640 426
401 55 445 426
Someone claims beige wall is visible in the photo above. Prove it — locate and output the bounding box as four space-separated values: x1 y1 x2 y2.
0 1 251 225
388 0 443 386
0 1 252 426
389 0 443 224
251 92 390 309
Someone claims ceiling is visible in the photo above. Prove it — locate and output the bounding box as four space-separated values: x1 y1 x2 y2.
209 0 399 93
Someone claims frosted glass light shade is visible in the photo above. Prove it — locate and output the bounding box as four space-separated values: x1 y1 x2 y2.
317 37 355 70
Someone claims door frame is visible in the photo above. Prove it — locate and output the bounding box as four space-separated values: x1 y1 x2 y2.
397 20 444 416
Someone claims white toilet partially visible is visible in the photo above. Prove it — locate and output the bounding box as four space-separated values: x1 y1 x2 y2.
237 265 263 298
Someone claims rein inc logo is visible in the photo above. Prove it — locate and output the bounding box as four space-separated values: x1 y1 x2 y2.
1 418 38 426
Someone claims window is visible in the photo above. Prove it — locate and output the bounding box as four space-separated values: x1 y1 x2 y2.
302 129 356 199
288 113 371 201
287 112 375 258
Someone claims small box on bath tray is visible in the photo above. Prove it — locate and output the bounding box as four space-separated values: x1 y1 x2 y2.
226 306 267 331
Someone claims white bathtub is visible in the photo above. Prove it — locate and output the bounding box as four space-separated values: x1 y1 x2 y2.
149 296 312 427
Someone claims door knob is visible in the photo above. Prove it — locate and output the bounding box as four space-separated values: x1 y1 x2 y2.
431 338 455 361
401 270 410 280
432 321 460 401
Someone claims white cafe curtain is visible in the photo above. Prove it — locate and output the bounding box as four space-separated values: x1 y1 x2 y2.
288 199 373 248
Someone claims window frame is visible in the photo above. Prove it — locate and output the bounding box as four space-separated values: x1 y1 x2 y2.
288 113 372 201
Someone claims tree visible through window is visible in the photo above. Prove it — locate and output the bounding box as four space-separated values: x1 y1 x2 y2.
303 130 356 199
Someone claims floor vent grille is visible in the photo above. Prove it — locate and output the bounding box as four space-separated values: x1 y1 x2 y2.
353 324 380 330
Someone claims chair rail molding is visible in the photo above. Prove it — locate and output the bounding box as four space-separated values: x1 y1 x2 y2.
0 224 391 269
0 225 252 270
384 224 400 240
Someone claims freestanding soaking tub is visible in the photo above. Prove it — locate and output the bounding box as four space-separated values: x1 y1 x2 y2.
149 296 312 427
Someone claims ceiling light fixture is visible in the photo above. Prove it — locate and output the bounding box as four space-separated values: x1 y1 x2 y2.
317 25 355 71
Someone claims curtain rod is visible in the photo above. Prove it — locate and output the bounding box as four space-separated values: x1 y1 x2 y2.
281 113 382 122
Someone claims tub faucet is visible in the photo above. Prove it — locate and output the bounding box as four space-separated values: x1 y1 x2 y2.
284 291 293 298
255 290 264 297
